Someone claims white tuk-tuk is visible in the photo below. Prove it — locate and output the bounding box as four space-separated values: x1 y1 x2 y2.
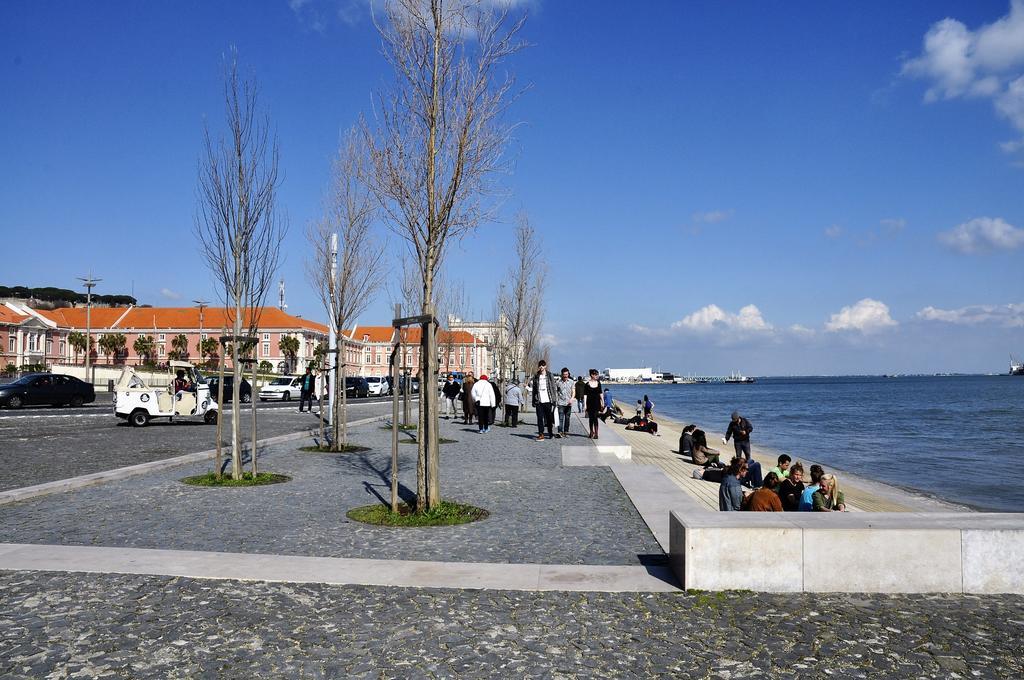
113 361 219 427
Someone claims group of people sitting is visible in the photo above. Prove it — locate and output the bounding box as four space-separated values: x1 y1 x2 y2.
679 428 847 512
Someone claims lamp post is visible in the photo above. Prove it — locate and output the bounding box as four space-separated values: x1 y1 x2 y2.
193 299 209 365
77 273 101 382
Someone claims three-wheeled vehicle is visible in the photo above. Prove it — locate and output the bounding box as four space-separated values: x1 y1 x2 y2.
113 361 218 427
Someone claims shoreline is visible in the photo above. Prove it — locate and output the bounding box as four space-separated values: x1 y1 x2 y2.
614 401 977 513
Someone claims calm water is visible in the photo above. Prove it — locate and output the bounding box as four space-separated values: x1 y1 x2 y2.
609 376 1023 512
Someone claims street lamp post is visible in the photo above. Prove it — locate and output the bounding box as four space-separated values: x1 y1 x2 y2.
77 273 101 383
193 299 209 365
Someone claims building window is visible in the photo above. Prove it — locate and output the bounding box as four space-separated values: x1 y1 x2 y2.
364 352 371 364
263 333 270 341
262 342 270 356
60 340 66 354
159 345 165 357
201 333 207 340
46 339 53 354
158 334 165 341
9 336 15 352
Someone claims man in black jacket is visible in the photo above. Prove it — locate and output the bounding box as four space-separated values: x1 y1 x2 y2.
724 410 754 460
531 360 557 440
441 374 461 419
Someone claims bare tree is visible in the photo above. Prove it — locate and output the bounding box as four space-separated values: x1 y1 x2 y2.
306 127 385 452
195 52 286 479
497 212 544 382
365 0 526 511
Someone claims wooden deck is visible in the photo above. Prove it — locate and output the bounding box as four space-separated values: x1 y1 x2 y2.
605 403 914 513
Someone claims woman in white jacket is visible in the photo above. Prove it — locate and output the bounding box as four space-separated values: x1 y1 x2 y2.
470 374 496 433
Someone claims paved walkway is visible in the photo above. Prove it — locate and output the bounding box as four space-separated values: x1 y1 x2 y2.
0 413 662 568
3 569 1021 678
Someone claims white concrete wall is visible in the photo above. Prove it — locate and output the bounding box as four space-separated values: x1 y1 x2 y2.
669 511 1024 594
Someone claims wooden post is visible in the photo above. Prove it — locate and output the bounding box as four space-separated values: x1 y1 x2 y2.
391 303 401 513
250 359 258 477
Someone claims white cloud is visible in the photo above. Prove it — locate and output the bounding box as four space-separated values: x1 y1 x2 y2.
938 216 1024 253
880 217 906 233
825 298 897 333
692 209 734 224
902 1 1024 147
917 302 1024 327
671 304 773 333
824 224 843 239
160 288 181 300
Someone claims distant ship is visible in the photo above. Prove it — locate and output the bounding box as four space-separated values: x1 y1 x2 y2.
724 371 756 384
1011 355 1024 376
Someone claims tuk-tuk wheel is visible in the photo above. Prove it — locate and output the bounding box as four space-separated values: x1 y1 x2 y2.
130 410 149 427
204 410 218 425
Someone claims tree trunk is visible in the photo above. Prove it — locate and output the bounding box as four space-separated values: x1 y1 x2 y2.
415 359 426 512
215 349 226 480
424 311 440 509
231 308 242 480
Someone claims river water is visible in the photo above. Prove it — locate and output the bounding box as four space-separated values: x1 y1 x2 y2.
608 376 1023 512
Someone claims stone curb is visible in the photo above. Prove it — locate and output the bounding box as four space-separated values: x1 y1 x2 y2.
0 543 681 593
0 414 388 507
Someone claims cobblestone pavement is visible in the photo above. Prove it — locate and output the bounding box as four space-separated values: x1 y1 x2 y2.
2 570 1022 679
0 398 394 492
0 417 663 565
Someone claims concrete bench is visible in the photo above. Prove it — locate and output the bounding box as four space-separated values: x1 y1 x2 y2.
669 509 1024 594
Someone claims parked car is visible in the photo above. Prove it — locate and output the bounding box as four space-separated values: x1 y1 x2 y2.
113 362 217 427
205 375 253 403
259 376 303 402
0 373 95 409
364 376 392 397
345 376 369 398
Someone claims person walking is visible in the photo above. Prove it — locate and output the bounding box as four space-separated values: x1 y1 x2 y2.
471 374 496 433
299 366 315 413
441 374 461 419
489 377 502 429
724 410 754 460
462 371 476 425
583 368 604 439
555 367 575 438
504 380 523 426
531 359 557 440
574 375 585 413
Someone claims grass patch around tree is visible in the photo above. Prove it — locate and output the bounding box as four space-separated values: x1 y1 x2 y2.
298 444 371 453
346 501 488 527
181 472 291 487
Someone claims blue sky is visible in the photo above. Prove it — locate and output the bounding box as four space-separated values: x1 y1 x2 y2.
2 0 1022 375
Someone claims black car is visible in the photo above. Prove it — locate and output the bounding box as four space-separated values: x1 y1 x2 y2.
0 373 96 408
345 376 369 398
205 375 253 403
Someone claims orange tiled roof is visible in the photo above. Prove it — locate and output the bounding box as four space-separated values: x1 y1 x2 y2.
344 326 481 344
37 307 127 328
0 307 30 324
40 306 328 334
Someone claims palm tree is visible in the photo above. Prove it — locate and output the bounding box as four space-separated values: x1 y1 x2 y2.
133 335 156 365
170 333 189 361
98 333 127 364
68 331 87 364
198 337 218 366
279 335 299 373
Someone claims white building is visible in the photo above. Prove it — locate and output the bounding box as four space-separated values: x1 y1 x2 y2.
604 367 657 382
